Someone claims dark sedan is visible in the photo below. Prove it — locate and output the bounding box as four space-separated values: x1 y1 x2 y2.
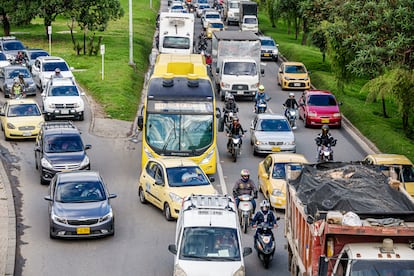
0 65 37 97
44 171 117 239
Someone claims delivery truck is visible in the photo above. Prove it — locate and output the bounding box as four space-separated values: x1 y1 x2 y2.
211 30 263 100
158 12 195 55
285 162 414 276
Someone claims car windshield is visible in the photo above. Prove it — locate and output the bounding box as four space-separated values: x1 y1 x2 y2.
210 22 224 28
29 51 49 60
50 85 79 96
3 41 25 51
206 14 220 19
223 61 257 76
307 95 337 106
350 259 414 276
6 68 31 79
199 4 209 9
244 17 257 24
55 181 105 203
42 62 69 72
229 2 239 8
261 39 275 47
163 37 190 50
7 103 41 117
166 166 210 187
44 135 84 153
179 227 241 260
0 53 6 61
258 119 290 131
285 65 306 74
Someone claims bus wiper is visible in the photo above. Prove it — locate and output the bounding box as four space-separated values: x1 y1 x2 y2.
162 122 177 153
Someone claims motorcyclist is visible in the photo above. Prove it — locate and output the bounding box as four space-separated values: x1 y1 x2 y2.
254 85 270 113
251 200 277 246
315 125 337 160
18 72 26 87
205 53 212 65
11 78 24 98
283 92 299 117
226 116 244 150
232 169 257 213
15 51 25 64
223 93 238 124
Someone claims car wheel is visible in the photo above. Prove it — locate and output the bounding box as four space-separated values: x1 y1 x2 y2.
49 227 57 239
78 114 84 121
303 116 309 128
164 203 174 221
35 155 38 170
109 219 115 236
138 187 147 204
40 175 48 185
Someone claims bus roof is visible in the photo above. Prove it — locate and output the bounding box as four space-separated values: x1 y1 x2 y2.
148 77 214 100
152 54 208 78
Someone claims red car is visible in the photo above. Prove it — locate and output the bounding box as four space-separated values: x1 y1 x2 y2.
298 90 342 128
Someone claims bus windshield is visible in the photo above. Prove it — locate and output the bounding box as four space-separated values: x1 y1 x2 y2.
146 113 213 154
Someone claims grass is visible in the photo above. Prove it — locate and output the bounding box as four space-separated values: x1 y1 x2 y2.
258 12 414 161
4 2 414 161
9 0 160 121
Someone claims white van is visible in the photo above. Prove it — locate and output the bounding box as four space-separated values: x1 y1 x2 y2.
168 194 252 276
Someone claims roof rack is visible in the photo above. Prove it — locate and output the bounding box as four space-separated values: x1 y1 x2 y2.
42 121 77 130
0 36 17 41
183 194 236 212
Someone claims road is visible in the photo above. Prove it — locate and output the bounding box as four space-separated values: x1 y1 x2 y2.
1 2 374 276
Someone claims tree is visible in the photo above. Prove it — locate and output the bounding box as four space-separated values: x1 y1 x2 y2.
66 0 124 55
1 0 38 35
37 0 74 38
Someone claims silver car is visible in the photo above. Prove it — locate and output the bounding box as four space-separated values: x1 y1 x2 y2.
250 114 296 155
259 36 279 61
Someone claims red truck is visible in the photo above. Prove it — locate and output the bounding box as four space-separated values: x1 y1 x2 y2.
285 162 414 276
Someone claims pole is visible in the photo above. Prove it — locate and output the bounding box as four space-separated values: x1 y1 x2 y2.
48 26 52 55
128 0 134 65
100 45 105 80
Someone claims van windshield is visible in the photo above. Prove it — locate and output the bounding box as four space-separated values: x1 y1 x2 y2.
179 227 241 261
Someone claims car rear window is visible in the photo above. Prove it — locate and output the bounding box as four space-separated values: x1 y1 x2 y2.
42 62 69 72
3 41 25 51
308 95 337 106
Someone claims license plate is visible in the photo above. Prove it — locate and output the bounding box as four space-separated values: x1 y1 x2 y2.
294 83 301 87
76 227 90 235
61 110 69 115
237 91 244 95
264 53 270 57
272 147 281 152
22 131 32 137
321 118 330 123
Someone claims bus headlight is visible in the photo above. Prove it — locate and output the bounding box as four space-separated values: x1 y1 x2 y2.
143 146 155 159
200 148 215 164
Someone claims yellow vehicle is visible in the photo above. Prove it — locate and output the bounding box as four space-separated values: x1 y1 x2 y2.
138 158 217 220
363 154 414 197
277 61 311 90
0 98 44 140
257 153 308 209
138 54 220 175
206 20 225 39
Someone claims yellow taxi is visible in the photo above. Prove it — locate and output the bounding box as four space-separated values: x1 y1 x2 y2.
363 154 414 197
277 61 311 90
0 98 44 140
206 20 225 39
257 153 308 209
138 158 217 220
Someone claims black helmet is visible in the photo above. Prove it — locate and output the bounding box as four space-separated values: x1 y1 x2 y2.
322 125 329 135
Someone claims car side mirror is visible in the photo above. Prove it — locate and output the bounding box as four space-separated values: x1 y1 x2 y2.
243 247 253 257
34 145 41 152
108 194 117 199
338 101 343 105
209 176 215 182
44 195 52 201
137 116 144 131
168 244 177 255
85 144 92 150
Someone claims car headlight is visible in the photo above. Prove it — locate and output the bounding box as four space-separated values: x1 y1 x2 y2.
304 77 309 81
272 49 279 55
233 266 245 276
250 83 259 90
80 155 90 167
333 113 341 118
41 158 53 170
308 111 317 117
6 122 16 129
173 264 187 276
283 76 291 80
221 82 231 89
272 189 283 197
255 140 266 145
51 211 67 224
284 141 295 145
169 192 182 203
99 209 113 222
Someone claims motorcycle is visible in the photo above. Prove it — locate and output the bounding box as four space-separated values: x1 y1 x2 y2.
284 107 298 129
237 193 256 233
318 142 336 162
253 222 277 269
227 134 242 162
254 98 270 114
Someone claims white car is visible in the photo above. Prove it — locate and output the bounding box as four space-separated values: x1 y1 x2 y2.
31 56 75 90
196 3 210 17
240 15 258 33
41 77 85 121
0 52 10 68
202 10 221 29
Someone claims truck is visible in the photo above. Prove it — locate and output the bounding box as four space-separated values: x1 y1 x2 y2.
223 0 241 25
211 31 263 100
239 1 257 26
157 12 195 55
285 162 414 276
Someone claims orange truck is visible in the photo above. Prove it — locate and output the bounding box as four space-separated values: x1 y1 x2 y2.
285 162 414 276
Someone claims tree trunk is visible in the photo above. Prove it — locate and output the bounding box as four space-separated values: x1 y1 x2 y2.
2 10 10 36
402 112 409 131
381 95 388 118
301 18 308 45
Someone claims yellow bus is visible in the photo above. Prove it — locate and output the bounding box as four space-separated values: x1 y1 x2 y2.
138 54 220 175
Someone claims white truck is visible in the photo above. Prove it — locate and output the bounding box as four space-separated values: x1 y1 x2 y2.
158 12 195 55
224 0 241 25
211 31 263 100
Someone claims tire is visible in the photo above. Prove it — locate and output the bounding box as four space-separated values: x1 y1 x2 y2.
243 214 248 233
78 114 84 121
303 116 309 128
164 203 174 221
263 255 270 269
138 187 147 204
232 148 237 162
40 175 48 185
49 227 57 239
35 155 38 170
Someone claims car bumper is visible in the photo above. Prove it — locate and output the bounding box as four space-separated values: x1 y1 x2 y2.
45 109 84 119
41 164 90 183
4 127 40 140
269 194 286 209
281 80 311 90
307 117 342 127
261 53 278 60
253 144 296 154
49 218 114 238
171 201 181 219
222 89 256 98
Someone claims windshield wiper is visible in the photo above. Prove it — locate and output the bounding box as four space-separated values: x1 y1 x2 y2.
162 121 177 154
